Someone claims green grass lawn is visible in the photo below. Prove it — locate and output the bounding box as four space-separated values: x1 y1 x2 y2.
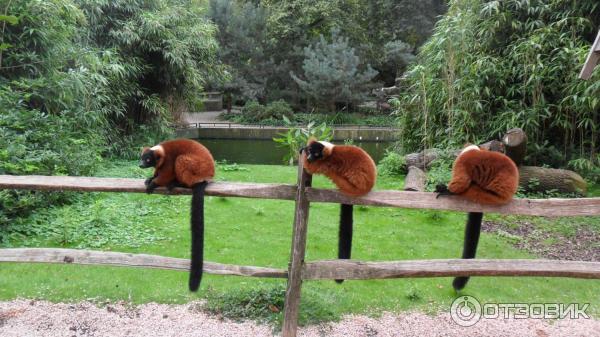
1 161 599 325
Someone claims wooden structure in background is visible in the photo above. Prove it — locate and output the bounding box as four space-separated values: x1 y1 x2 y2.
1 164 600 336
580 30 600 80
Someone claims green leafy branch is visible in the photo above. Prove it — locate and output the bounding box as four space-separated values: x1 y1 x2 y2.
0 2 19 69
272 116 333 165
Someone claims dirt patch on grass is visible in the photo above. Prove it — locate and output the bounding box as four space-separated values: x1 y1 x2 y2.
482 220 600 261
0 300 598 337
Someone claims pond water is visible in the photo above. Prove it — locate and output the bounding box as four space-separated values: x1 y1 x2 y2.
197 138 392 165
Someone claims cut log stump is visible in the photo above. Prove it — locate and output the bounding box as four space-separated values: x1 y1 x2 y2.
503 128 527 166
404 166 426 192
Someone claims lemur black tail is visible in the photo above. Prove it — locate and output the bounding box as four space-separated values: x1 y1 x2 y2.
189 181 208 292
452 212 483 291
336 203 353 284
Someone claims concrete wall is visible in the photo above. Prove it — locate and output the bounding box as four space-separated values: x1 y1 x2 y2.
176 127 398 141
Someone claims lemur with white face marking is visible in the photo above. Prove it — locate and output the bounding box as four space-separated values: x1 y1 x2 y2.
140 139 214 291
301 139 377 283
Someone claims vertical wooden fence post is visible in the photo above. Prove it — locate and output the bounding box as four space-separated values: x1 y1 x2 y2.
282 156 312 337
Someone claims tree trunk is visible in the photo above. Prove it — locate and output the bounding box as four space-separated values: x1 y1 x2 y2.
519 166 587 196
503 128 527 166
404 166 426 192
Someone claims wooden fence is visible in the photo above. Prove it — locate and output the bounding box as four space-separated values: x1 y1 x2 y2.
1 160 600 336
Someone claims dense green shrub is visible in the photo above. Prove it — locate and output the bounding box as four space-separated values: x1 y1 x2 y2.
238 100 294 123
524 142 566 168
569 157 600 184
0 0 108 239
241 100 266 123
0 87 104 241
262 100 294 120
0 0 225 239
394 0 600 168
76 0 225 157
424 156 454 192
378 151 407 176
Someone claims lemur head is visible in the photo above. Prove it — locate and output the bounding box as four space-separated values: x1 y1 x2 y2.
301 139 334 163
139 145 164 168
460 143 481 155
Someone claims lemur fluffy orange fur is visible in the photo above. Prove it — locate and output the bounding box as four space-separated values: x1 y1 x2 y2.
302 139 376 196
143 139 214 187
448 145 519 205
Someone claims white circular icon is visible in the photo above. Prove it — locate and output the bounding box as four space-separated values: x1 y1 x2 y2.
450 295 482 327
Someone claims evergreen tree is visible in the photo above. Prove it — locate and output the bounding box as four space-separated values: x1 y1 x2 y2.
291 30 378 112
208 0 273 101
207 0 447 104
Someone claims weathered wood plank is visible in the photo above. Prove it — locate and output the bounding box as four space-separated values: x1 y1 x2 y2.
2 175 600 216
305 188 600 216
3 249 598 280
580 30 600 79
0 248 287 278
282 156 312 337
303 259 600 280
0 175 296 200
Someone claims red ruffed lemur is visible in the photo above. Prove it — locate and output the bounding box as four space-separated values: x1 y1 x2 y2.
140 139 215 292
301 139 377 283
436 144 519 291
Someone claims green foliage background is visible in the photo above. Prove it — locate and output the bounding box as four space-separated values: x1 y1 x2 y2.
394 0 600 172
0 0 224 238
207 0 446 108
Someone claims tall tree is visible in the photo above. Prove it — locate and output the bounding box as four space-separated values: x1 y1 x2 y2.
291 30 378 112
208 0 272 101
207 0 447 106
78 0 224 130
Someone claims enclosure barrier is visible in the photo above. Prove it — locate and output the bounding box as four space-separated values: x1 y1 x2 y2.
1 162 600 337
180 121 398 131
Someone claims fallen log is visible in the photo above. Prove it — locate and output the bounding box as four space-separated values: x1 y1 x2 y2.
403 143 587 195
404 149 441 170
519 166 587 196
403 166 426 191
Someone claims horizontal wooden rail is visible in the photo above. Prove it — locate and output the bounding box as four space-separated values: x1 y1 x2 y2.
2 249 599 280
305 188 600 216
1 175 600 216
0 248 287 278
0 175 296 200
303 259 600 280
